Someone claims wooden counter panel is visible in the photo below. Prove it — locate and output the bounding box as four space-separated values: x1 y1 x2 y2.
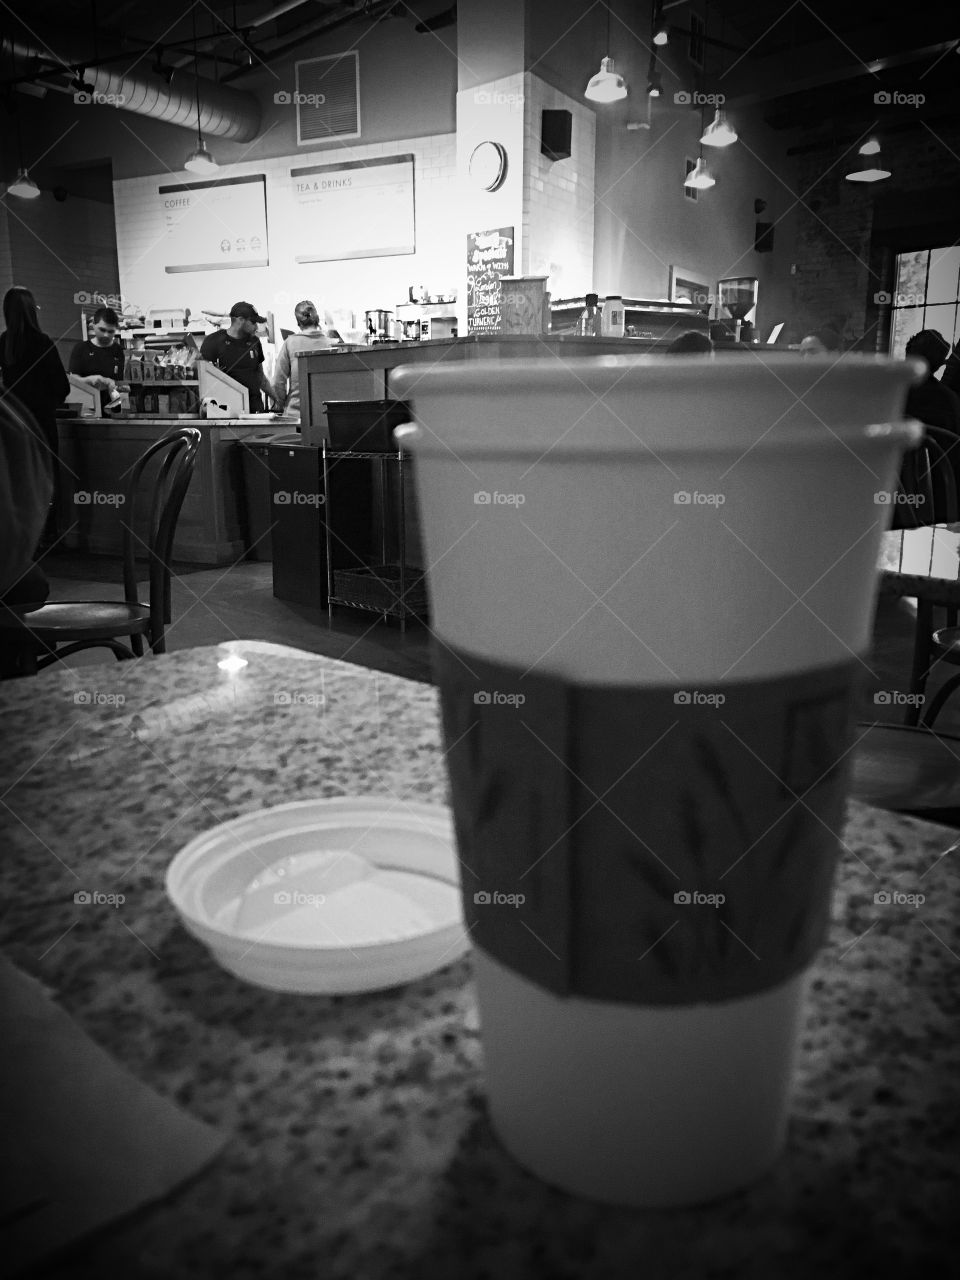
57 419 292 565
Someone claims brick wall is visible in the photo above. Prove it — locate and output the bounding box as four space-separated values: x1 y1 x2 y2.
3 187 120 367
792 122 960 350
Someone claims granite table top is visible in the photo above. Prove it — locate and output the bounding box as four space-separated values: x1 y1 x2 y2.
0 641 957 1279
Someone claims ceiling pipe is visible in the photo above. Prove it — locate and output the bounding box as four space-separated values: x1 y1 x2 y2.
220 0 401 84
3 35 260 140
150 0 317 75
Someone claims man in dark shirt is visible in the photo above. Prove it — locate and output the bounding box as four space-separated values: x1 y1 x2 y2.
199 302 275 413
904 329 960 434
68 306 126 413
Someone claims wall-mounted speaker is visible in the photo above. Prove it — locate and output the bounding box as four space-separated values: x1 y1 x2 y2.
755 221 774 253
541 109 572 161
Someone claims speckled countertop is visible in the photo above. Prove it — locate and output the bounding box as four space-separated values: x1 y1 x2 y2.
1 641 958 1279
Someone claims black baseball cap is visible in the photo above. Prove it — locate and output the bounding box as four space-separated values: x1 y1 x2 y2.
230 301 266 322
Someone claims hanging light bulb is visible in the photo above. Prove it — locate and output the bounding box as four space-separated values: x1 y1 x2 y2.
647 69 663 97
652 0 668 45
684 157 715 190
585 3 628 103
700 107 738 147
184 13 218 174
586 55 628 103
8 167 41 199
845 138 890 183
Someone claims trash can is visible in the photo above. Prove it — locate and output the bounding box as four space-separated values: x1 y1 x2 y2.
323 400 423 569
238 431 289 561
267 436 328 608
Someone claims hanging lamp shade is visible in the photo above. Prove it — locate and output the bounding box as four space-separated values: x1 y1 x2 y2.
700 108 738 147
8 167 41 199
585 56 628 103
684 157 715 190
845 139 890 183
184 140 218 175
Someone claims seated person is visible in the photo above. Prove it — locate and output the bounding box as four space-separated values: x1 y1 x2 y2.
798 328 841 357
199 302 275 412
1 391 53 676
666 330 714 354
69 305 126 414
904 329 960 434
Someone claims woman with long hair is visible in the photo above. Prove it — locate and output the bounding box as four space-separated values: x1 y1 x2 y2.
0 286 70 546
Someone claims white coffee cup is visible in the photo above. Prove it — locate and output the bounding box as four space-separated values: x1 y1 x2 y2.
392 354 922 1207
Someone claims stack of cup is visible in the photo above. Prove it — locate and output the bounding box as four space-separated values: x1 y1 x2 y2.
392 354 921 1208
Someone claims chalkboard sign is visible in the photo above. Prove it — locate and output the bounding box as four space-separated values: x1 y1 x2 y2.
466 228 515 334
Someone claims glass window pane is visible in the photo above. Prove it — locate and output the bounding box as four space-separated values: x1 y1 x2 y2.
896 250 928 300
891 306 923 357
927 247 960 304
922 303 955 342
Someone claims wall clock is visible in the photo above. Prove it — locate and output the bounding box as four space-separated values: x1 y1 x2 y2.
469 141 508 192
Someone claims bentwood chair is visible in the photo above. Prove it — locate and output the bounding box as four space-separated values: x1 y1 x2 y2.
851 426 960 814
878 426 960 726
0 427 201 675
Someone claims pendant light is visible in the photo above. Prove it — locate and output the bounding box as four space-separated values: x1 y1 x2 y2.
684 157 715 190
184 13 218 175
652 1 668 45
699 11 738 148
700 108 738 147
585 3 627 103
845 137 890 183
5 42 41 198
8 168 41 199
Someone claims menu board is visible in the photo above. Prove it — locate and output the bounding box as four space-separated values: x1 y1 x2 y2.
159 175 268 273
466 228 515 334
291 155 415 262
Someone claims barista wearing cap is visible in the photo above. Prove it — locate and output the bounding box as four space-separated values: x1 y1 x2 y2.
199 301 274 412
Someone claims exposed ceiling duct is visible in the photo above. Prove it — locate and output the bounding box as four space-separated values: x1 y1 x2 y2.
3 36 261 142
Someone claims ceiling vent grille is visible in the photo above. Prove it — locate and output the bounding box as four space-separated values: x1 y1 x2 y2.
295 52 360 144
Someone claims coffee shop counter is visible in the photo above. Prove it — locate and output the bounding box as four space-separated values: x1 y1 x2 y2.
298 335 695 446
57 417 292 565
0 643 956 1278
